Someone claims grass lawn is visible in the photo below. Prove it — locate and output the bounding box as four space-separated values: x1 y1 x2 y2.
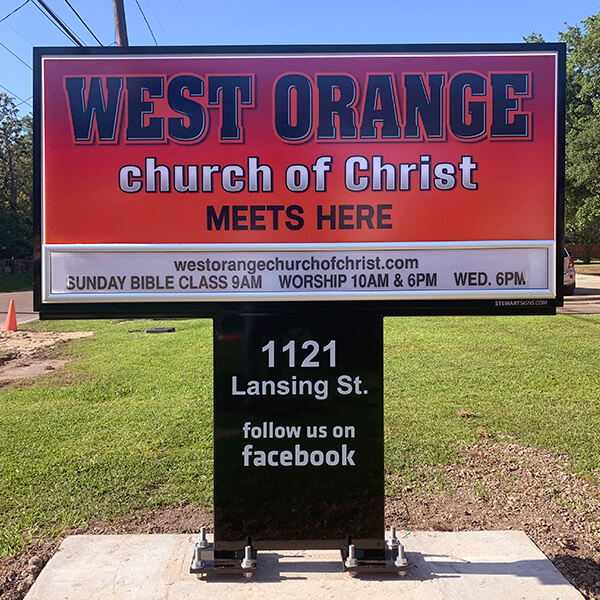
575 260 600 275
0 318 214 555
384 315 600 491
1 314 599 555
0 274 33 293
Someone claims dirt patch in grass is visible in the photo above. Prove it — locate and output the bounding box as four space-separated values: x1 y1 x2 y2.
0 330 93 381
387 438 600 599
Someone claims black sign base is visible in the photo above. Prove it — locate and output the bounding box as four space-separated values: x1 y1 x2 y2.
190 313 410 577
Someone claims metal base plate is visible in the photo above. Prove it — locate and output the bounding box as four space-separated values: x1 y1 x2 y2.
189 532 410 578
340 546 410 576
190 543 258 578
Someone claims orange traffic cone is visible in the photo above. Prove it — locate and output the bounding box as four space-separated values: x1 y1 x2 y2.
2 299 18 332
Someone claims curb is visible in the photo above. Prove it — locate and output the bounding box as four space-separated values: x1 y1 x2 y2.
563 295 600 302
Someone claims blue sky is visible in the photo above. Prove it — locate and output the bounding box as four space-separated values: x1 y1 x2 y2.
1 0 599 114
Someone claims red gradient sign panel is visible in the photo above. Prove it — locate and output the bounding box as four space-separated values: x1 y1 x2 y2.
36 46 563 312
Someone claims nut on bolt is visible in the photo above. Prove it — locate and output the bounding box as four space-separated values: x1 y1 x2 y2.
197 525 209 549
190 544 204 570
394 543 408 568
241 545 256 570
345 543 359 568
386 525 400 549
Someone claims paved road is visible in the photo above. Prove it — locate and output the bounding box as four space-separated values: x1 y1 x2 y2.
559 273 600 314
0 289 36 326
1 274 599 325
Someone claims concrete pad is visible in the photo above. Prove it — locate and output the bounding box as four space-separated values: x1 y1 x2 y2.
25 531 583 600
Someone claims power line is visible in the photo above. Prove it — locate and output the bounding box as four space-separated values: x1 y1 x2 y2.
32 0 78 44
37 0 84 45
0 40 32 71
33 0 84 46
0 84 32 108
0 0 31 24
5 22 35 46
176 0 205 43
133 0 157 45
33 2 73 41
15 95 33 109
62 0 103 46
142 0 170 43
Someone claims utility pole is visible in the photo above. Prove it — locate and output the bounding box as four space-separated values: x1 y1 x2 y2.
112 0 129 47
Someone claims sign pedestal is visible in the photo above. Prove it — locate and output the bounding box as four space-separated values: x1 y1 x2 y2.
190 313 408 576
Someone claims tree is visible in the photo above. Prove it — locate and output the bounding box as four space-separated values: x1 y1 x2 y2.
565 109 600 260
527 12 600 261
0 93 32 259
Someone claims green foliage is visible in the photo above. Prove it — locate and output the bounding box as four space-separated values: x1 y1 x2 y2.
565 117 600 247
559 13 600 128
560 12 600 254
522 31 545 44
526 12 600 255
0 94 32 259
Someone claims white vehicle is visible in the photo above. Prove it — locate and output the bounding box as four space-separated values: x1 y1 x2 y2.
564 248 576 296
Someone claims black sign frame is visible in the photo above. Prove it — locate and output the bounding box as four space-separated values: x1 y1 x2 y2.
33 42 566 319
